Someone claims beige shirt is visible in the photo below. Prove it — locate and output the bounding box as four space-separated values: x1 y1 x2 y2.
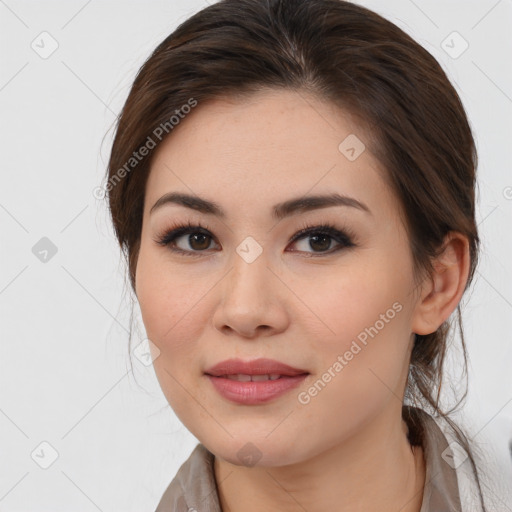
155 407 462 512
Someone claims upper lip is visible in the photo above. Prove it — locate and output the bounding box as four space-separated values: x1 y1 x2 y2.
205 358 309 377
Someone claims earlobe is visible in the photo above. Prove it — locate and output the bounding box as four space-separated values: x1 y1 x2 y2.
411 232 470 336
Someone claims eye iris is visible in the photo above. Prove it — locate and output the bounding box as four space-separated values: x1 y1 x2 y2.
309 234 331 252
189 233 210 250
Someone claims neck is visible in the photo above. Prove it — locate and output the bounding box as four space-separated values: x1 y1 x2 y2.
214 406 426 512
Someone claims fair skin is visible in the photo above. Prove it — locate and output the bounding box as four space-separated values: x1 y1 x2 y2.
135 88 470 512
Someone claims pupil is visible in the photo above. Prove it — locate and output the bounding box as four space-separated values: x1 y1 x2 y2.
190 233 210 250
310 234 330 252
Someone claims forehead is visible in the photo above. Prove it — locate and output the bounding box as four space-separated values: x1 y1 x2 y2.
145 89 392 219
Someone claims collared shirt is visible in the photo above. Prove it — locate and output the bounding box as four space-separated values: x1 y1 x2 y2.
154 407 462 512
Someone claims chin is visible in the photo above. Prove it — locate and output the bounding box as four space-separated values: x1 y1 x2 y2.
202 433 307 468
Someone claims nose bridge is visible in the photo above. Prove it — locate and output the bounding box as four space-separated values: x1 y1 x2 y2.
226 238 271 302
212 236 287 337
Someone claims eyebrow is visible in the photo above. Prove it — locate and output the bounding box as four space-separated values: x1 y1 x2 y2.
149 192 371 220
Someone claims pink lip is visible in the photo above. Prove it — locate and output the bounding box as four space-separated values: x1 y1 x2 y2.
205 358 308 377
204 358 309 405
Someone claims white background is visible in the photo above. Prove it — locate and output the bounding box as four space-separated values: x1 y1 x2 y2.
0 0 511 510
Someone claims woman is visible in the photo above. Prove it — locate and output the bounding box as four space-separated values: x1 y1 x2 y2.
104 0 494 510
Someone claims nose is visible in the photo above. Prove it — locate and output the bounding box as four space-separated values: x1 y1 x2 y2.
212 247 289 339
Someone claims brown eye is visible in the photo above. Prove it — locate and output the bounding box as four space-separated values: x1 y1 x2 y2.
184 233 212 251
154 223 219 256
288 224 355 255
307 234 332 252
155 222 356 257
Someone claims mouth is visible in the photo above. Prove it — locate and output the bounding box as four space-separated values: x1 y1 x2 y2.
204 358 309 404
204 357 308 377
214 373 285 381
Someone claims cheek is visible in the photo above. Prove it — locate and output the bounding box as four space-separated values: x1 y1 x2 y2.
299 258 410 348
135 250 208 421
296 259 413 412
136 245 203 346
135 252 209 415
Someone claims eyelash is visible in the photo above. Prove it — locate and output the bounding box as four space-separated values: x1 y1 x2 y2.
153 220 357 258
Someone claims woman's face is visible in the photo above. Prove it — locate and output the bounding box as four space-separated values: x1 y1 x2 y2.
135 88 424 466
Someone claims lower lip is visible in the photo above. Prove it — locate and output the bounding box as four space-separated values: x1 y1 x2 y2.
206 374 308 405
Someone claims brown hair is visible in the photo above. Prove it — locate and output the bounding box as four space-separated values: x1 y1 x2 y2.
105 0 486 508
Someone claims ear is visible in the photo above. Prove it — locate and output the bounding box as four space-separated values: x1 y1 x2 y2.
411 232 471 336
